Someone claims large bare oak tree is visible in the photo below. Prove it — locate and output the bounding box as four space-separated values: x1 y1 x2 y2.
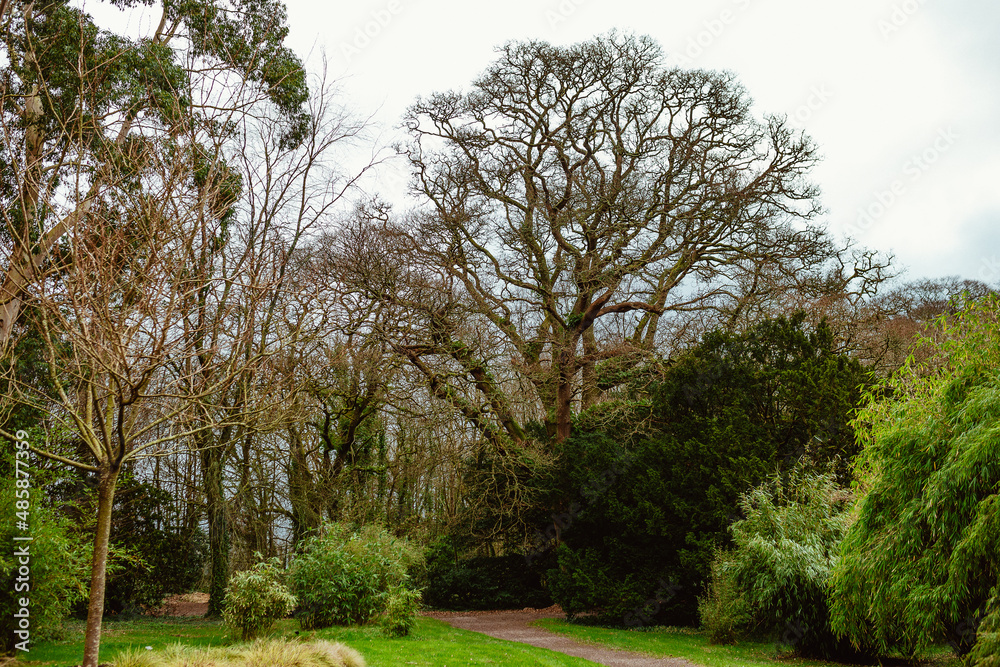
346 33 884 445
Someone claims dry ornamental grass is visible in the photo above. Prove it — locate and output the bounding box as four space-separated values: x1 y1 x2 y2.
110 638 366 667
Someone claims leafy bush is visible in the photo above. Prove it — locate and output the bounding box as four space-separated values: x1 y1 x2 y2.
222 557 296 640
547 543 659 625
698 554 750 644
289 523 422 630
380 587 422 637
698 466 864 660
969 593 999 667
829 298 1000 659
0 449 89 654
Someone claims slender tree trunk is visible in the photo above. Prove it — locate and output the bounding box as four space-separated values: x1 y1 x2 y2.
555 378 574 442
201 441 229 617
81 464 120 667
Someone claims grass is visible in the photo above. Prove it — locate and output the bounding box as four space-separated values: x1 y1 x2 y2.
13 617 226 666
109 639 366 667
533 619 965 667
12 617 594 667
11 615 967 667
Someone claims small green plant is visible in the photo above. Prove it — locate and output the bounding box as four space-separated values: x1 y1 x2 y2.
289 522 422 630
697 553 751 645
380 586 422 637
222 557 297 640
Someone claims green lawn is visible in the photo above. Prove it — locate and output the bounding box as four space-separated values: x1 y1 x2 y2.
11 615 966 667
533 619 964 667
12 617 594 667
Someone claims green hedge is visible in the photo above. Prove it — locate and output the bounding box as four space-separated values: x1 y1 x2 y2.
423 554 551 611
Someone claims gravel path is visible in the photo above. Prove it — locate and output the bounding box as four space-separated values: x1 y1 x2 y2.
426 609 699 667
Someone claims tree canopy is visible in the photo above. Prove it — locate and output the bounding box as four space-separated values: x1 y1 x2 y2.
340 32 886 447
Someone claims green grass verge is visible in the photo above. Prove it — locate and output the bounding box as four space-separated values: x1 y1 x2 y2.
532 619 964 667
11 615 967 667
13 617 226 666
12 616 596 667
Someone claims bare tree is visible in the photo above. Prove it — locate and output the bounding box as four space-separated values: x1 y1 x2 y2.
0 135 280 664
344 33 887 445
174 68 375 615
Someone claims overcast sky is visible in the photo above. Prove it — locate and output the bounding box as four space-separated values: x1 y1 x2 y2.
93 0 1000 285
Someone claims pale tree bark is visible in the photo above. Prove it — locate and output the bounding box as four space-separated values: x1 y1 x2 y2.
81 465 120 666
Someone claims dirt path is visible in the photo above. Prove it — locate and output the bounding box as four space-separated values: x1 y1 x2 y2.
426 609 699 667
149 592 211 617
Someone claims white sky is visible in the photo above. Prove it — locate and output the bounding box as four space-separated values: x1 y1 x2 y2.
89 0 1000 285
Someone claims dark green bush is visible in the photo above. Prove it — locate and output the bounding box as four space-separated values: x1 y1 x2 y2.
547 544 659 625
543 315 868 626
423 549 552 611
289 523 421 630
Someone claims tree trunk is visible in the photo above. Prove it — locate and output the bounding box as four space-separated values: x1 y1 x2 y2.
288 426 318 546
581 327 600 409
554 354 575 443
81 464 120 667
202 442 229 617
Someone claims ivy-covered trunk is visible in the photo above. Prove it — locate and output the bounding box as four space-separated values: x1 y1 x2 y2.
201 441 229 617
